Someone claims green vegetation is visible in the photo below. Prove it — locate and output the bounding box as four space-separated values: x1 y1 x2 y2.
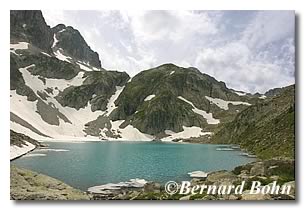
10 166 90 200
56 70 129 111
212 85 295 159
110 63 254 136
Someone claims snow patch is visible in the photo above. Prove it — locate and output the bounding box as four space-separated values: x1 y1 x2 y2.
234 91 247 96
10 121 50 141
77 61 93 71
54 48 72 63
105 86 125 116
58 29 66 33
188 171 209 178
144 94 155 101
19 64 85 96
52 34 59 48
88 178 147 194
170 71 175 75
178 96 220 124
45 72 85 96
41 52 51 57
37 148 69 152
11 89 102 140
259 95 267 99
162 126 212 141
205 96 251 110
22 153 47 158
10 141 35 160
10 42 29 55
105 120 153 141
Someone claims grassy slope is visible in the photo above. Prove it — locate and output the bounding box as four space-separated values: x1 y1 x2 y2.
212 85 295 159
10 166 90 200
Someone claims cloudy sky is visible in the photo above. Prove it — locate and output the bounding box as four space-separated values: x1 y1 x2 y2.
42 10 295 93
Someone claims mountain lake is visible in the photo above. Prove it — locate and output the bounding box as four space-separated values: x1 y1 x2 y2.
12 141 255 191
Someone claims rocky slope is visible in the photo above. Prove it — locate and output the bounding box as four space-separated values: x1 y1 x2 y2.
86 63 258 140
52 24 101 68
10 10 294 147
10 10 53 54
212 85 295 159
89 158 294 200
10 166 90 200
10 10 131 140
11 158 294 200
10 130 43 160
10 10 262 142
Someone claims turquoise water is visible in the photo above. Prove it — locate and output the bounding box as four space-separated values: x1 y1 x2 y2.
12 141 254 191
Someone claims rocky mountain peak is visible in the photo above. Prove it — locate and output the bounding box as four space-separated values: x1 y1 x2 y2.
52 24 102 68
10 10 53 54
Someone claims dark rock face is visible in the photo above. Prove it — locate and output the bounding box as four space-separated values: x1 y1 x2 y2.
56 71 130 111
19 53 80 80
264 87 286 97
10 54 38 101
128 92 207 134
10 10 53 54
36 99 71 126
10 130 40 147
10 112 49 138
110 63 253 135
52 24 102 68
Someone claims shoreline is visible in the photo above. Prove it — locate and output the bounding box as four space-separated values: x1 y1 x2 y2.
10 138 295 200
11 138 255 161
10 142 37 161
10 157 295 200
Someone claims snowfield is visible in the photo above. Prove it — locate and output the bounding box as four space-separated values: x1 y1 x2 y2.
77 61 93 71
88 178 147 194
259 95 267 99
105 86 125 116
188 171 209 178
104 120 154 141
205 96 251 110
162 126 212 141
178 96 220 124
10 48 252 143
10 141 36 160
10 42 29 55
234 91 247 96
54 48 72 63
10 42 29 50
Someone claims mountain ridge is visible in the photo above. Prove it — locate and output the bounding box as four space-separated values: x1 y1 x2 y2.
10 10 295 160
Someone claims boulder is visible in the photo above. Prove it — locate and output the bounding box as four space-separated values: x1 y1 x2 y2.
206 170 238 183
143 182 161 193
283 181 295 196
10 166 90 200
179 195 191 200
250 162 266 176
241 190 272 200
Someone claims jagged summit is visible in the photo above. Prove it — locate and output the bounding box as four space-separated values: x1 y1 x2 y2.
10 10 295 154
10 10 53 53
52 24 102 68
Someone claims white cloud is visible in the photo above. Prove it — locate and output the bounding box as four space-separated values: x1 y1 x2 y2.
194 38 295 93
42 10 295 93
124 10 218 43
241 10 295 49
42 10 66 27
